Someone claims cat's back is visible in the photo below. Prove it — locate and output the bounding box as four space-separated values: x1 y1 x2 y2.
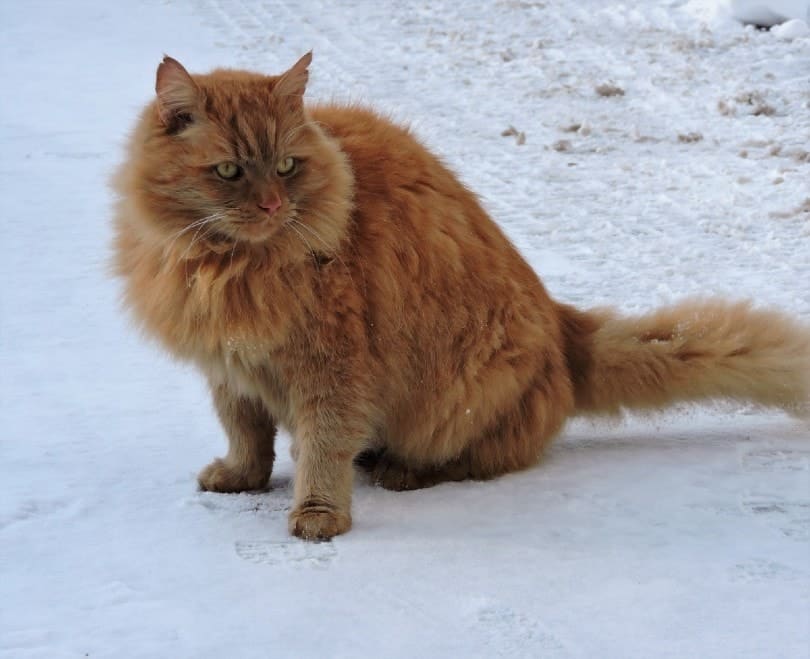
309 103 545 293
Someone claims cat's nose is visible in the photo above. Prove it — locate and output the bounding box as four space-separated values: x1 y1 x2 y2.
258 196 282 214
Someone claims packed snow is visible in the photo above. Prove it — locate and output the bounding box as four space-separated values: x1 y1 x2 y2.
1 1 808 657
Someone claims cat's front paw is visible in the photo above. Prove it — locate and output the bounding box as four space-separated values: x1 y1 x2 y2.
197 458 270 493
289 502 351 540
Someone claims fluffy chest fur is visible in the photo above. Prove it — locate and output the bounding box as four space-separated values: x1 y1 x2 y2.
115 219 366 428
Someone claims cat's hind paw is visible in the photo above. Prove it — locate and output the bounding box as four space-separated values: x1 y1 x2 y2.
371 453 471 491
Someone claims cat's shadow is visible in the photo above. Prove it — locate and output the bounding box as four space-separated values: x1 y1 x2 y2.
266 475 293 491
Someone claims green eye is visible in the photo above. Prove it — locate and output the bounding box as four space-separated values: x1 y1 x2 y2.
276 157 296 176
215 162 242 180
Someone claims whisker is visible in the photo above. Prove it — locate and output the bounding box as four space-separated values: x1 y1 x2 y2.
228 236 238 270
182 222 225 286
162 212 226 255
180 216 222 261
284 220 316 258
289 218 330 250
163 217 213 246
280 120 330 147
289 214 360 290
280 124 309 146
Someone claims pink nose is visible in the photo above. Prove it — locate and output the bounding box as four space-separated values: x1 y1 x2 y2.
258 196 282 214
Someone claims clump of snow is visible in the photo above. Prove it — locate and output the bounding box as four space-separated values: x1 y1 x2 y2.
689 0 810 27
771 17 810 36
727 0 810 25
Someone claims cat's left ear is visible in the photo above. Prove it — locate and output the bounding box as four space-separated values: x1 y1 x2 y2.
155 56 200 132
274 51 312 101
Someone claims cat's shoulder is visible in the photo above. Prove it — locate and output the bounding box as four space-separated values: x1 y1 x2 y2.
308 103 440 187
309 104 415 148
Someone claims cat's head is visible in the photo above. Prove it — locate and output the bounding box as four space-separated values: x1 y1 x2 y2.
118 53 352 257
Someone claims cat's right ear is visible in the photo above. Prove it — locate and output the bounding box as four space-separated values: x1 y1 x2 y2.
274 51 313 101
155 56 200 132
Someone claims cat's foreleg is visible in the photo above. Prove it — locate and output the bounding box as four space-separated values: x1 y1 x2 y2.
288 409 367 540
198 384 277 492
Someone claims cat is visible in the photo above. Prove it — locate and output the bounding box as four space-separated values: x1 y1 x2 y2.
113 53 810 540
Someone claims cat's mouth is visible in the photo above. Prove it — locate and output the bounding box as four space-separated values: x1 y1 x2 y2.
225 214 288 243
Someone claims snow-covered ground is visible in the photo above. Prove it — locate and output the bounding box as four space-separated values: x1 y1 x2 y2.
1 1 808 657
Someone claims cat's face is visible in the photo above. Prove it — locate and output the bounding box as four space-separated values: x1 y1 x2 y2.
126 54 351 253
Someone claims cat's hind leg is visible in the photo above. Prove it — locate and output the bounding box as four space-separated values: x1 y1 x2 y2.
198 384 276 492
363 450 470 491
366 376 572 491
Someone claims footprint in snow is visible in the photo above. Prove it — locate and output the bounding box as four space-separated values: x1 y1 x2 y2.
194 493 290 515
741 495 810 541
730 558 805 584
741 448 810 473
0 497 83 531
474 604 568 658
191 479 292 516
235 540 337 567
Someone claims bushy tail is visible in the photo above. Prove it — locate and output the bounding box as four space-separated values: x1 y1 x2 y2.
558 299 810 418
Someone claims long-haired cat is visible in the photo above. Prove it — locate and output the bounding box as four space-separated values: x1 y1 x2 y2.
113 53 810 540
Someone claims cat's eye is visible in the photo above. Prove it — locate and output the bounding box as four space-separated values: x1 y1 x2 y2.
276 157 297 176
215 162 242 180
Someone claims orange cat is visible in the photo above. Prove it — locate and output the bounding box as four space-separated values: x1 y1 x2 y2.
113 53 810 540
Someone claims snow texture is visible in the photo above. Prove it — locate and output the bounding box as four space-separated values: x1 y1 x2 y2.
1 1 808 657
726 0 810 26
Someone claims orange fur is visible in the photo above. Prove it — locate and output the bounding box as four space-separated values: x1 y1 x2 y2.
112 55 810 540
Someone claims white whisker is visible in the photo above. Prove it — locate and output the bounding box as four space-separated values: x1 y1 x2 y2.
289 214 360 290
180 216 222 261
280 120 329 147
228 236 238 270
284 219 316 258
289 217 331 250
162 212 226 255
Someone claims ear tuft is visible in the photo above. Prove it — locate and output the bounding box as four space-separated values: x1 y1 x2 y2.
274 51 313 101
155 56 200 131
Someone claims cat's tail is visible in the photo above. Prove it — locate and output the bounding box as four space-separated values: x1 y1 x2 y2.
557 299 810 418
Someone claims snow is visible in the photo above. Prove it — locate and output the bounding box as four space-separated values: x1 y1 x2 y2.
771 17 810 37
1 1 808 657
726 0 810 25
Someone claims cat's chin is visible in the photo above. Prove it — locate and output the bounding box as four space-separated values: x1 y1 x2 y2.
226 219 284 244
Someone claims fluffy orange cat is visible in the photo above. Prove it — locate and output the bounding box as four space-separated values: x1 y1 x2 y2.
113 53 810 540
